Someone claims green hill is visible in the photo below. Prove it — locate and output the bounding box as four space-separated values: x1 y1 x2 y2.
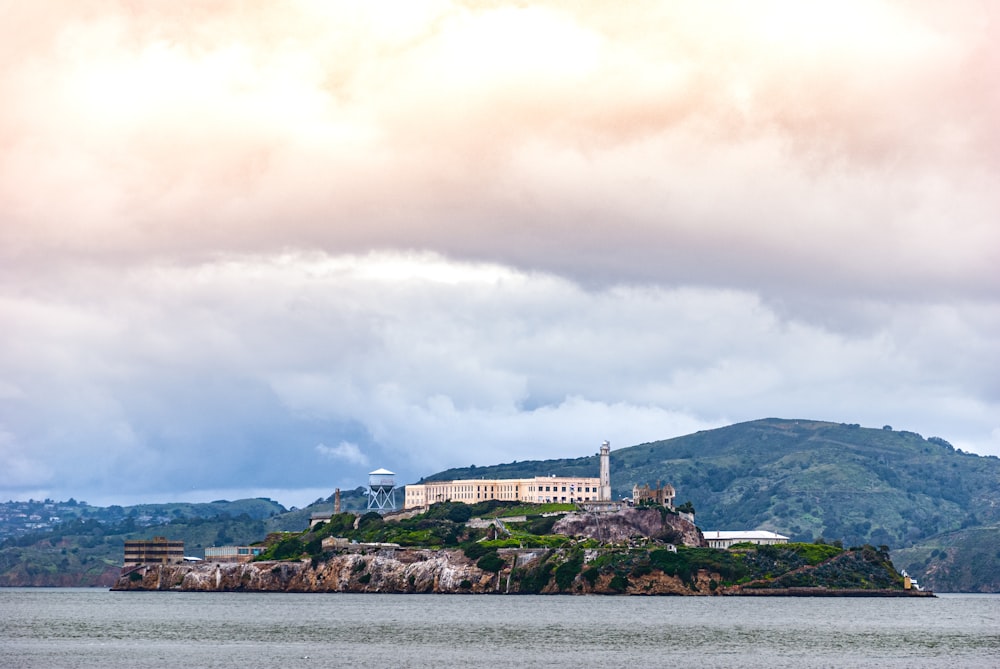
428 418 1000 591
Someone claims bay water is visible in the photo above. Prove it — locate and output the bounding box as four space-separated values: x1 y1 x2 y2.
2 588 998 668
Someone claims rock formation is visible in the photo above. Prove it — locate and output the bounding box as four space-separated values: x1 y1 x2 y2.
552 506 703 546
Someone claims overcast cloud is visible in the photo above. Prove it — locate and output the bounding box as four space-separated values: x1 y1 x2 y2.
1 1 998 508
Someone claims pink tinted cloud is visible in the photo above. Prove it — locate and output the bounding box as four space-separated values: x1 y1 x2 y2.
0 1 997 300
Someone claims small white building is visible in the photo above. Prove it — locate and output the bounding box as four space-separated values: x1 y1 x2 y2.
704 530 789 549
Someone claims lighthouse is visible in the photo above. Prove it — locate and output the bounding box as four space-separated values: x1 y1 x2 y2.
599 441 611 501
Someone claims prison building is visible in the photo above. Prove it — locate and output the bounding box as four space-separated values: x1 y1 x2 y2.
404 476 604 509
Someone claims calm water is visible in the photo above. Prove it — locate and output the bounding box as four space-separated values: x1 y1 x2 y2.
2 589 998 668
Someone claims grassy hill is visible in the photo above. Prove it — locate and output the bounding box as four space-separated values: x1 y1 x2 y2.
429 418 1000 591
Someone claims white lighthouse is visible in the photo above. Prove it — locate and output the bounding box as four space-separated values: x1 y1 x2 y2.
599 441 611 501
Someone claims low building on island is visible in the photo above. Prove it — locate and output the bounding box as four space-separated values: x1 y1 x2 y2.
204 545 264 563
703 530 789 549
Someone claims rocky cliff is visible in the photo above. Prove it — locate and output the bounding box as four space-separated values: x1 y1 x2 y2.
112 542 927 596
552 507 704 546
114 548 497 593
112 546 715 595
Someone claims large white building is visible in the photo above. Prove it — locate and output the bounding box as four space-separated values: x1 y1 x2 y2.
403 475 605 509
404 442 613 510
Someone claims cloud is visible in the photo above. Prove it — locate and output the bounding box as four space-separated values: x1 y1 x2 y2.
1 1 997 303
1 252 997 506
316 441 370 467
0 2 998 505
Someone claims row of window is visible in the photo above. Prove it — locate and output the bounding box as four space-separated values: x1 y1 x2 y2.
527 485 594 493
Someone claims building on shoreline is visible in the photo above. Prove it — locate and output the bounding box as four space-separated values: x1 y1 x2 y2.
123 536 184 565
204 545 264 563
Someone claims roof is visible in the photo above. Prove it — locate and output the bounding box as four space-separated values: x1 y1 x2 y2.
703 530 789 540
369 468 395 475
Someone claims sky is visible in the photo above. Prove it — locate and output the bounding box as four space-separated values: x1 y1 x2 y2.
2 1 998 509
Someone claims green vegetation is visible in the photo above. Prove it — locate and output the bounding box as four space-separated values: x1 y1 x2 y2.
514 560 555 594
493 540 896 594
748 545 898 590
608 573 629 592
244 502 580 566
787 541 844 566
554 552 583 591
476 552 505 573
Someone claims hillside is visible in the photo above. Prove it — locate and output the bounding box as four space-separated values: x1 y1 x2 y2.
429 418 1000 591
891 526 1000 593
0 492 368 587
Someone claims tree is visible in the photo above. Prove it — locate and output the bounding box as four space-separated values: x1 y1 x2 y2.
477 552 504 573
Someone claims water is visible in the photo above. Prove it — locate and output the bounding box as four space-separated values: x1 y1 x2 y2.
2 589 998 668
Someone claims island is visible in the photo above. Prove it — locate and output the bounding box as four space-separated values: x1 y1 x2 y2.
112 503 931 596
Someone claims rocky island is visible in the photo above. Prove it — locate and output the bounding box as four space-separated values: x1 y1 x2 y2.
112 503 930 596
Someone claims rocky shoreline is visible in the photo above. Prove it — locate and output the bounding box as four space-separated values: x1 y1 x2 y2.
112 546 930 596
723 587 934 597
113 548 710 595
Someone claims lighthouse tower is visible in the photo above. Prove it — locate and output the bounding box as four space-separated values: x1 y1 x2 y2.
599 441 611 501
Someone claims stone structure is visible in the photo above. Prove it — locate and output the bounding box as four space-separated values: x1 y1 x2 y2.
632 481 676 509
123 537 184 565
553 506 704 545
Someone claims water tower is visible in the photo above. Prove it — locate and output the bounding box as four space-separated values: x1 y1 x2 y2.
367 468 397 513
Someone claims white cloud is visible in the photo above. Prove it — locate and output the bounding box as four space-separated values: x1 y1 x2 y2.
1 251 997 506
316 441 370 467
